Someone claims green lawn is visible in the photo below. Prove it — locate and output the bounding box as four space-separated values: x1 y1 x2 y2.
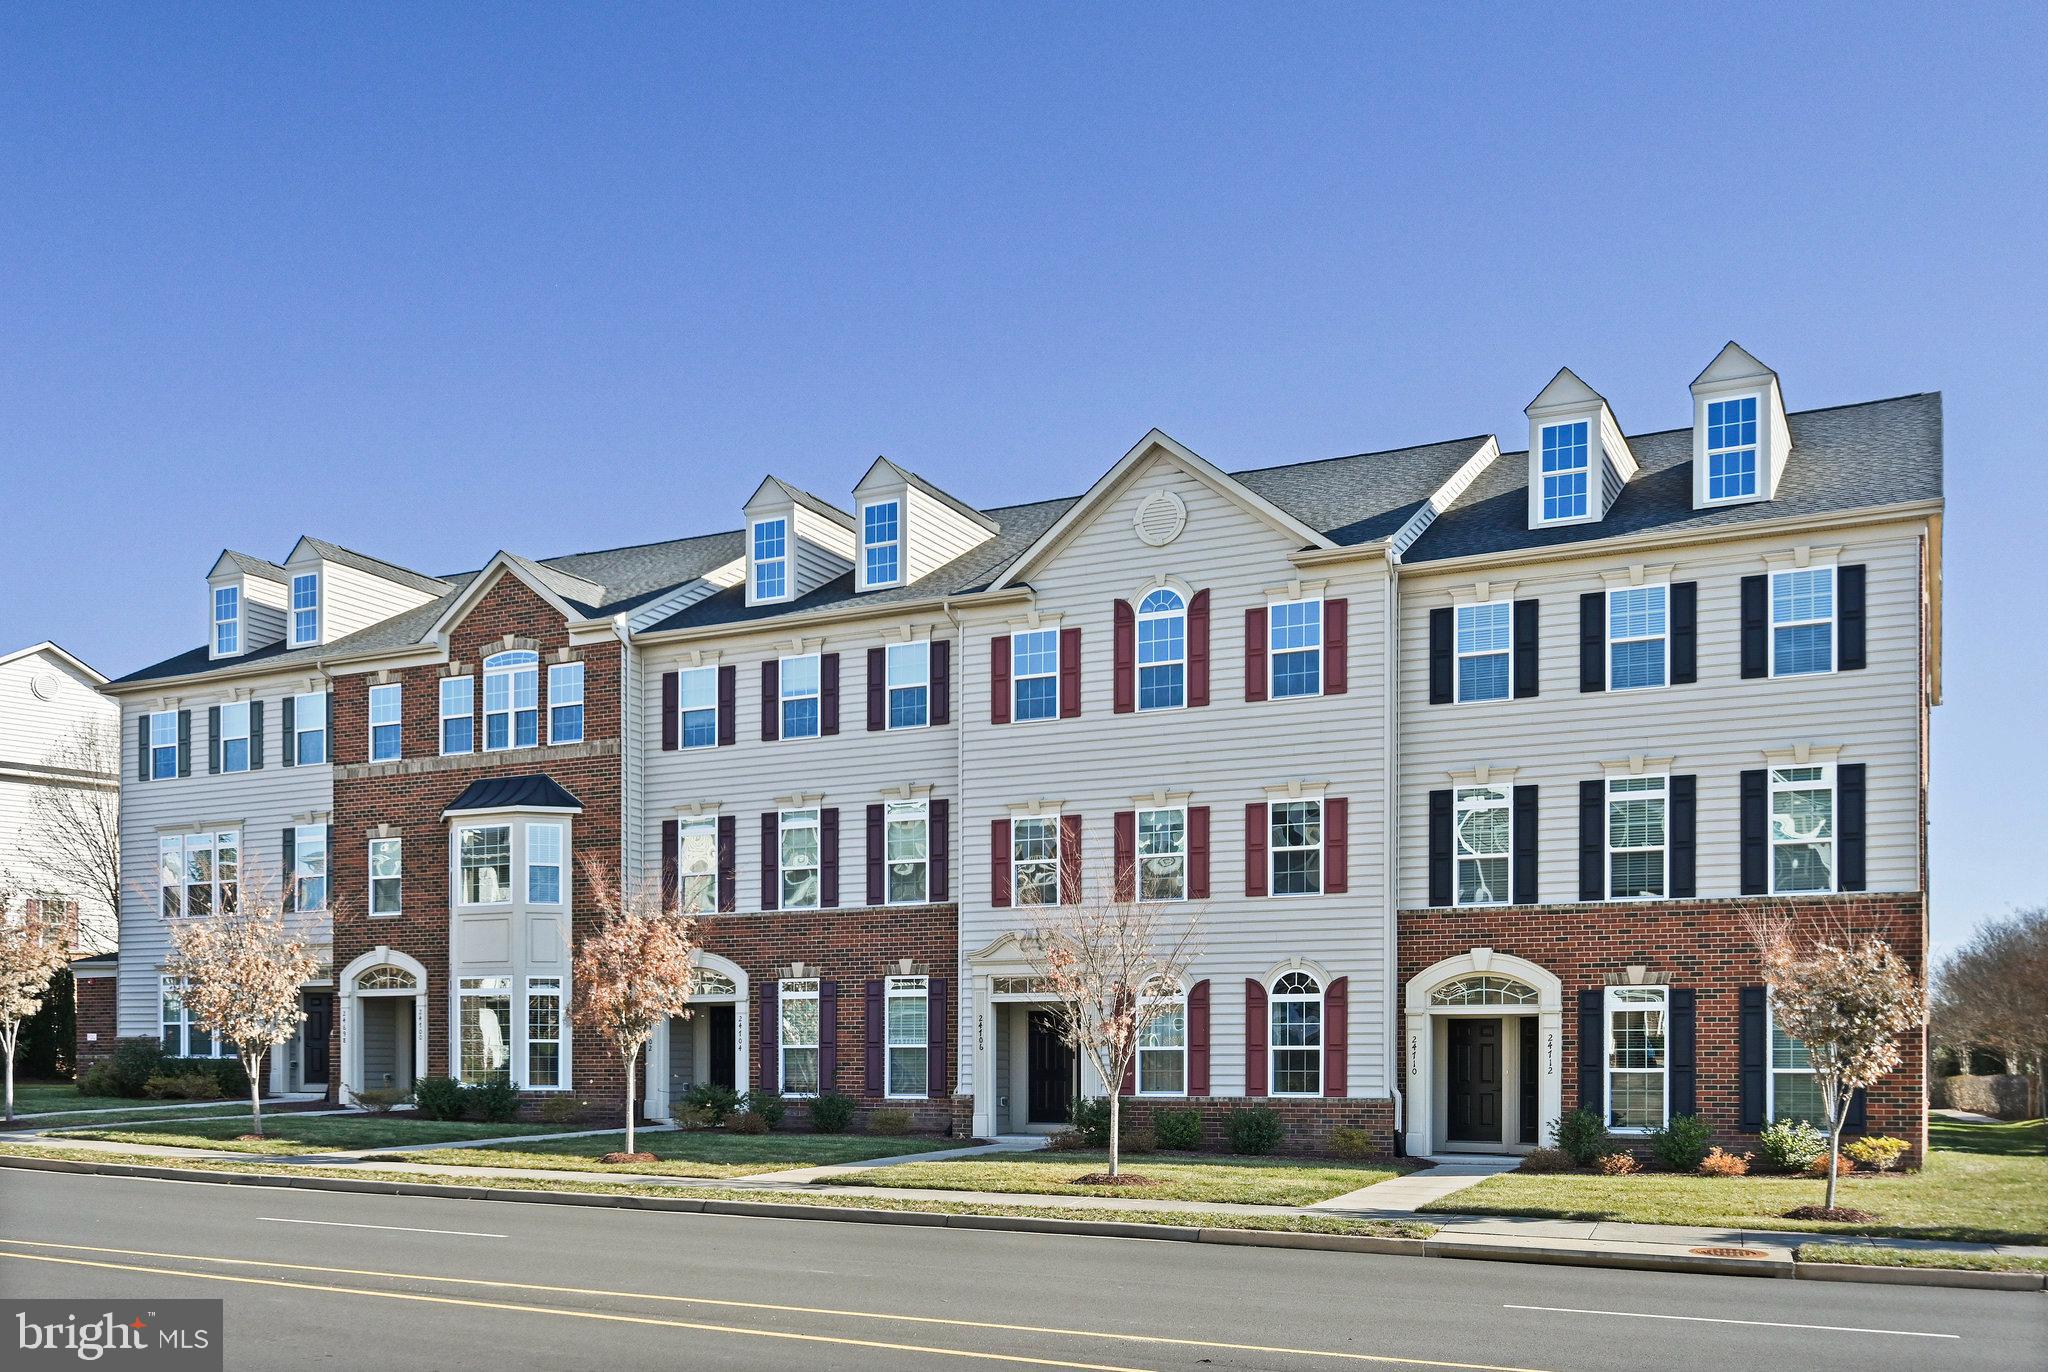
1429 1118 2048 1244
52 1114 568 1156
393 1130 965 1178
12 1106 260 1131
834 1150 1409 1206
9 1081 165 1114
1797 1244 2048 1274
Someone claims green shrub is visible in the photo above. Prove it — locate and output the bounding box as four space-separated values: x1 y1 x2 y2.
809 1093 856 1133
1845 1135 1910 1172
740 1091 786 1129
77 1063 122 1097
683 1082 742 1126
1225 1105 1283 1155
1553 1108 1611 1167
412 1075 467 1121
1327 1125 1377 1160
729 1110 770 1135
866 1108 912 1136
1151 1107 1204 1151
463 1075 520 1123
1518 1147 1573 1173
1044 1128 1089 1151
1757 1119 1826 1173
1119 1125 1157 1154
537 1095 585 1126
143 1071 224 1101
1648 1114 1713 1171
671 1103 719 1130
163 1057 250 1098
106 1039 169 1096
353 1086 412 1114
1069 1097 1113 1147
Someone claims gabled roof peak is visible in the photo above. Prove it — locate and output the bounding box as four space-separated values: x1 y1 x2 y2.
745 475 854 529
1692 339 1780 390
1525 366 1610 415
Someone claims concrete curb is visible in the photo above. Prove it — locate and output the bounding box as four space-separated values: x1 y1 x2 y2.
2 1154 2036 1291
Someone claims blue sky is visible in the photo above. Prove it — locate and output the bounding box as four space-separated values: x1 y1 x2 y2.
2 6 2041 953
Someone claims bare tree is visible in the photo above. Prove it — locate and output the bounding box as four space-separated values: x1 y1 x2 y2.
1932 907 2048 1112
0 879 75 1121
22 720 121 955
573 856 699 1157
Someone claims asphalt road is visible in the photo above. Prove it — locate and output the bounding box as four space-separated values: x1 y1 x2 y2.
1 1170 2041 1371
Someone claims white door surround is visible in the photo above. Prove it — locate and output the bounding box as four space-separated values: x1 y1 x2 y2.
1403 948 1562 1157
641 952 750 1121
338 946 429 1107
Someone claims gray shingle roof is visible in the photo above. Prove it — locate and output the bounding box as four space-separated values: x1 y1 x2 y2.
218 550 289 584
299 537 455 595
1233 436 1495 547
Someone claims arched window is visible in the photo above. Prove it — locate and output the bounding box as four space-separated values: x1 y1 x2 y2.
690 969 737 998
1429 975 1538 1007
1270 970 1323 1095
355 965 418 992
1136 589 1185 710
483 651 539 751
1137 976 1186 1096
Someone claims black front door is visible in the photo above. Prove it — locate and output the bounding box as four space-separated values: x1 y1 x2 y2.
1518 1017 1539 1145
707 1006 737 1091
301 992 333 1086
1447 1018 1501 1143
1027 1010 1074 1124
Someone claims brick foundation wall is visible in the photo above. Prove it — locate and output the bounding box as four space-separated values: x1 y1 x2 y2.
1119 1096 1398 1157
73 974 117 1070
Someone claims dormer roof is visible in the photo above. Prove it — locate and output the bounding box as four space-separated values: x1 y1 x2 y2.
1524 366 1609 415
855 456 1002 533
284 536 454 595
744 476 854 530
1692 339 1779 390
207 550 289 584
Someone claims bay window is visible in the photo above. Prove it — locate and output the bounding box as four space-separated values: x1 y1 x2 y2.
527 822 563 903
458 976 513 1081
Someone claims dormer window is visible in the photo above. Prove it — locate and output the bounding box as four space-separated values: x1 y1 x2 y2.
1539 422 1590 522
751 518 789 601
1705 396 1760 501
290 573 320 646
213 586 240 655
483 651 539 750
862 500 901 588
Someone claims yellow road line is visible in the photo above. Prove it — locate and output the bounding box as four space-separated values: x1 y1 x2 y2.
0 1237 1555 1372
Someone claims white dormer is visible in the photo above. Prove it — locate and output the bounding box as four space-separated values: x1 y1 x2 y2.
281 537 447 647
205 552 290 659
1690 341 1791 508
1524 368 1638 530
743 477 856 607
852 457 999 592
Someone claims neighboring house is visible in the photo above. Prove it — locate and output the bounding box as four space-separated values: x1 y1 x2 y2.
86 342 1941 1157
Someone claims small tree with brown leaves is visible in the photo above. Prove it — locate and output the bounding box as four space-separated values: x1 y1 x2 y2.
572 856 698 1156
1 881 75 1121
1751 911 1925 1211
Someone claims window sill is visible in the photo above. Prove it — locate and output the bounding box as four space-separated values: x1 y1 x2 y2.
368 912 403 920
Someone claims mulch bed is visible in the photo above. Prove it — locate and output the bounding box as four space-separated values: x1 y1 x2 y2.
1066 1172 1162 1187
602 1152 659 1164
1783 1204 1881 1223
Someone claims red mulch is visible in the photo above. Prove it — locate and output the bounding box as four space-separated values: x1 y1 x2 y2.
1067 1172 1162 1187
601 1151 659 1165
1783 1204 1880 1222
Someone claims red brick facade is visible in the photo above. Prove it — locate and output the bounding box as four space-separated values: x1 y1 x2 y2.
73 971 117 1070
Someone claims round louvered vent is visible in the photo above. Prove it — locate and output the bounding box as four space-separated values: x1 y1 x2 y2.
29 672 59 702
1134 489 1187 547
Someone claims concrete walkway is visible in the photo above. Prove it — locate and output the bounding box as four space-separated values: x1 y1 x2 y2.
1313 1154 1519 1213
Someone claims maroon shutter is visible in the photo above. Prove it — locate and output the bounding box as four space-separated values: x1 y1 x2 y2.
865 803 885 905
930 798 951 900
1058 626 1081 718
1324 977 1348 1098
1244 803 1268 896
866 647 885 731
990 635 1011 724
1245 979 1268 1097
818 980 839 1095
1112 809 1136 901
1059 813 1082 903
1244 607 1268 701
820 807 840 906
759 811 779 910
1323 598 1349 695
931 640 951 725
760 660 779 741
991 818 1011 907
864 979 885 1096
1187 979 1211 1095
1188 590 1211 707
1187 805 1211 899
821 653 840 735
660 672 679 750
716 814 736 912
1121 1049 1136 1097
1324 796 1349 894
1112 601 1135 714
660 819 679 911
759 982 779 1093
927 978 948 1098
717 665 736 747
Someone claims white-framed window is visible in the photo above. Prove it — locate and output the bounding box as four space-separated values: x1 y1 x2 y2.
677 817 718 912
1608 585 1669 691
159 829 239 918
1767 1001 1824 1125
1270 970 1323 1096
213 585 240 655
1455 601 1512 703
1605 985 1668 1132
1453 785 1510 906
1137 807 1186 901
1705 395 1760 502
1770 567 1836 677
526 977 564 1089
1269 600 1322 699
1012 815 1060 906
884 800 929 905
149 711 179 779
368 684 402 762
1011 629 1059 722
439 675 474 755
1770 765 1835 893
752 517 789 601
548 662 584 744
779 978 820 1095
886 642 929 729
780 654 821 740
483 651 539 750
863 500 901 588
678 666 718 748
884 975 928 1098
527 822 564 904
291 572 320 646
218 701 251 773
1539 421 1590 522
458 976 513 1082
161 977 227 1058
457 824 513 905
368 836 402 916
291 824 327 911
293 691 327 766
1136 589 1185 710
1606 776 1668 900
1137 978 1186 1096
1269 800 1322 897
778 807 821 909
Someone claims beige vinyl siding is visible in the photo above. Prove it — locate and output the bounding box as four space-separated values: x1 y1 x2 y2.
904 487 994 583
317 561 441 642
1395 519 1929 906
240 575 290 649
790 506 855 600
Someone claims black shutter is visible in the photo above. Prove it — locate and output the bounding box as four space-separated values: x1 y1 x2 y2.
1578 988 1604 1116
1845 1088 1868 1131
1740 769 1768 894
1513 598 1539 699
1579 591 1605 693
930 798 950 901
249 700 265 769
866 804 885 906
1838 763 1866 891
1427 789 1453 907
1578 780 1605 902
1838 564 1866 671
1671 581 1697 685
1670 775 1697 898
716 813 736 912
176 710 191 777
1740 574 1768 678
1428 608 1453 704
282 827 297 912
207 706 221 775
135 715 149 781
281 695 296 767
1668 987 1696 1118
1739 986 1767 1130
759 811 778 911
820 806 839 906
1511 784 1538 904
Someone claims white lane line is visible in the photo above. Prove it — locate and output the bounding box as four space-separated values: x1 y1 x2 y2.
1504 1305 1959 1340
260 1217 506 1239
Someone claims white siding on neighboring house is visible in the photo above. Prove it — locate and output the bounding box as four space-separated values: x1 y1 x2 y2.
0 646 118 950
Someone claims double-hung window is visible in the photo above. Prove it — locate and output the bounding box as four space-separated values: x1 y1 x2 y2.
368 684 402 761
458 976 513 1081
1137 979 1186 1095
1453 785 1510 906
863 501 901 588
368 836 402 916
1770 567 1835 676
1455 602 1512 702
291 824 327 910
218 701 251 773
527 823 564 904
291 572 319 646
779 978 820 1095
1270 971 1323 1095
884 976 928 1097
213 586 240 655
160 830 239 918
440 676 474 755
548 662 584 744
161 978 226 1058
1011 630 1059 722
1770 766 1835 893
886 643 929 729
752 518 789 601
1269 600 1322 699
1136 590 1185 710
526 977 564 1089
884 800 929 904
678 817 718 912
293 692 327 765
149 711 179 779
458 825 513 904
1012 816 1060 906
678 666 718 748
1705 396 1759 501
1539 421 1590 522
483 651 539 750
1137 807 1186 901
1768 1003 1824 1124
1605 986 1668 1131
1608 585 1668 690
780 654 821 739
1606 776 1668 899
1270 800 1322 896
779 808 821 909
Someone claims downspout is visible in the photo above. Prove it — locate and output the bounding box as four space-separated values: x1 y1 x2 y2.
1382 545 1405 1154
615 613 634 885
941 597 966 1119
